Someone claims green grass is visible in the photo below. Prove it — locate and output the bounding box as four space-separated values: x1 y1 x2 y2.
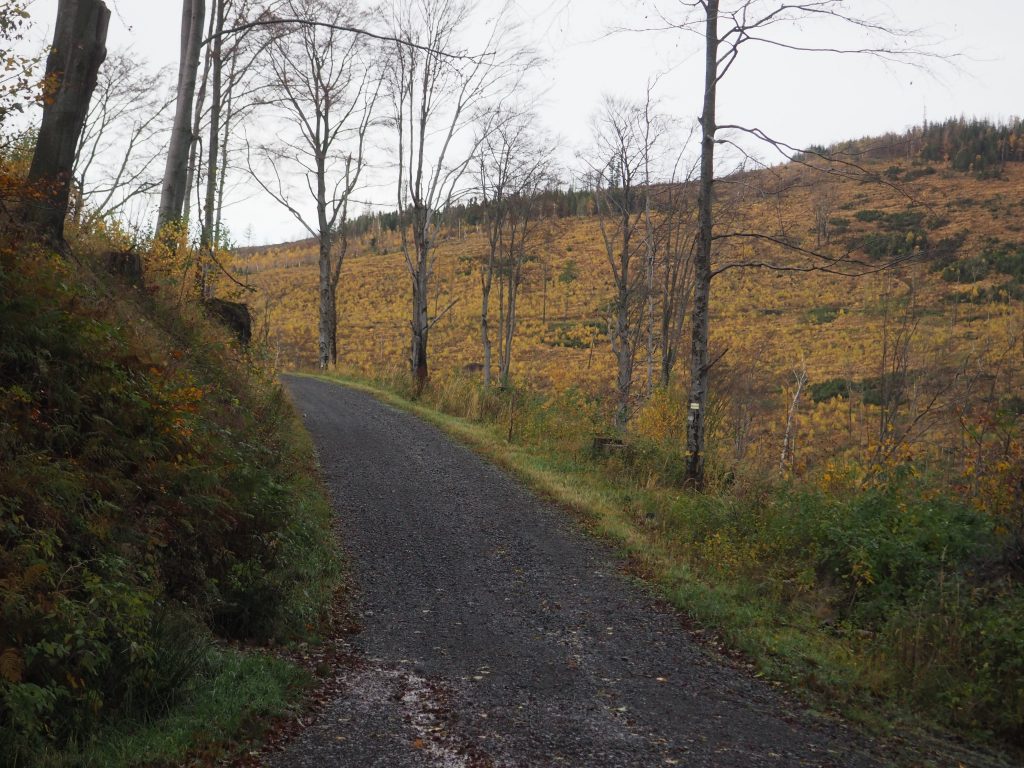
38 649 308 768
301 371 1022 767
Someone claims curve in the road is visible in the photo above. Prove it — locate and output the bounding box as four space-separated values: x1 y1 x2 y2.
269 374 881 768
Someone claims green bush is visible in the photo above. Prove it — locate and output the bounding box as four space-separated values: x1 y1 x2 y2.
810 378 852 403
0 246 336 764
926 230 968 271
805 305 841 325
855 209 885 222
904 166 937 182
828 216 850 230
880 585 1024 742
859 230 926 260
661 475 1020 741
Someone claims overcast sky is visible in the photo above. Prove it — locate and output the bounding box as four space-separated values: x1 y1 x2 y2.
23 0 1024 245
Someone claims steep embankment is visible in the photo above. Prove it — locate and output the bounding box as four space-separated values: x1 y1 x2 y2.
0 234 338 766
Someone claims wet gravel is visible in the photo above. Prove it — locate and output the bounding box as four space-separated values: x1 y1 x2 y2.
269 375 884 768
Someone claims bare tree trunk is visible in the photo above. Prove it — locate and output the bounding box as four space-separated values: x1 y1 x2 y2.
24 0 110 247
157 0 206 231
645 194 655 396
317 236 333 370
183 7 215 230
661 216 694 388
214 24 240 248
214 98 231 244
780 363 808 474
541 257 548 323
411 238 430 391
614 290 632 429
481 275 493 387
200 0 226 296
685 0 718 489
499 239 522 389
328 226 349 367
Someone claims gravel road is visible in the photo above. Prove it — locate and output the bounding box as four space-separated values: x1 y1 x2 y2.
269 375 883 768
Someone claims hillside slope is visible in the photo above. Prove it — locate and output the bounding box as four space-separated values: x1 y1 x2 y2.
247 157 1023 479
0 227 337 766
239 152 1023 752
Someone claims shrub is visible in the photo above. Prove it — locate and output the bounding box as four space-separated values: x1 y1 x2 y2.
810 378 852 403
805 305 841 325
0 243 336 762
859 231 926 260
903 166 937 182
828 216 850 233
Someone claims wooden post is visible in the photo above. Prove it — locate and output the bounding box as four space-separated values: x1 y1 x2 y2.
24 0 111 248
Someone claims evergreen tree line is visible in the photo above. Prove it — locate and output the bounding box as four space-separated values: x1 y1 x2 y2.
805 117 1024 176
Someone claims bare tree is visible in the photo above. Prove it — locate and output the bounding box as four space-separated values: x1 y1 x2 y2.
812 183 836 247
643 0 941 488
586 95 661 430
210 0 274 247
199 0 228 270
476 110 556 388
779 359 808 474
72 52 174 226
495 136 556 390
653 160 698 387
197 0 262 293
157 0 206 232
249 0 379 369
387 0 527 392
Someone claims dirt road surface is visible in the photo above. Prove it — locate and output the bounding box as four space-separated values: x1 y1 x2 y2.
269 375 882 768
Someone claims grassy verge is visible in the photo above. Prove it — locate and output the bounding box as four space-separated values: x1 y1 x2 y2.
304 370 1022 765
39 649 308 768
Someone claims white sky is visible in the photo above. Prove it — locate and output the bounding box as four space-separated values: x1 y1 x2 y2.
22 0 1024 246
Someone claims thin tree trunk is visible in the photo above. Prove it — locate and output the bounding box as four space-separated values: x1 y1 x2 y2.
481 277 493 387
614 289 632 430
541 259 548 323
329 228 349 367
613 202 633 431
780 365 808 474
200 0 225 296
645 194 655 396
412 266 430 391
410 218 431 391
500 244 521 389
24 0 111 247
157 0 206 231
214 30 239 249
183 7 214 229
685 0 718 489
317 235 333 370
214 99 230 245
660 224 676 387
